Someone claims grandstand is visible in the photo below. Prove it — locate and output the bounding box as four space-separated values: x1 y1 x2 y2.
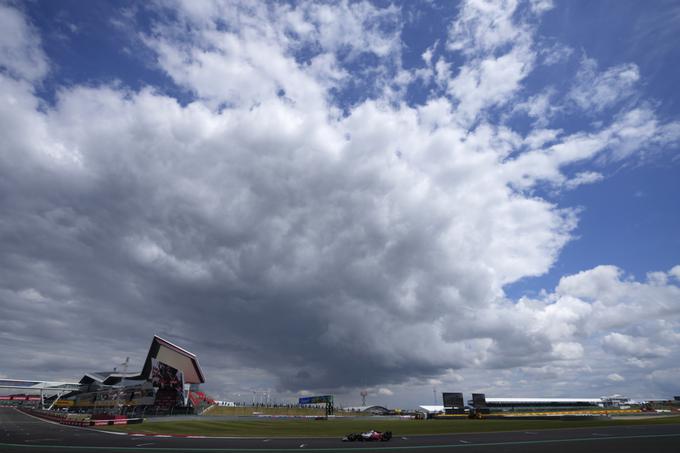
187 390 216 414
483 397 604 411
468 393 624 413
0 380 80 409
1 336 212 416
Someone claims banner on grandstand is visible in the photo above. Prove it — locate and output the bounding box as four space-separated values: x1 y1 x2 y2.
150 358 185 403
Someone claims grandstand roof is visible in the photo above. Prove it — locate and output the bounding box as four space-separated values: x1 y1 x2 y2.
0 379 80 390
7 336 205 392
79 371 139 385
78 336 205 386
139 335 205 384
0 379 81 398
485 398 603 404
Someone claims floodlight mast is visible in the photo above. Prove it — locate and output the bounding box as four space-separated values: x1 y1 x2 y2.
116 357 129 415
326 395 334 417
360 389 368 406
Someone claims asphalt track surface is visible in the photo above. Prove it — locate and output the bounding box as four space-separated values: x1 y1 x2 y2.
2 408 680 452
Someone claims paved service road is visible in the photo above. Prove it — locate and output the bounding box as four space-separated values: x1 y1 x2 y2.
2 407 680 452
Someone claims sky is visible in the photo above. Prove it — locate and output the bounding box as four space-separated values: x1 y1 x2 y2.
1 0 679 409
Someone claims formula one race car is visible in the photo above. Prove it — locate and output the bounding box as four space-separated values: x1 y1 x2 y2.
342 430 392 442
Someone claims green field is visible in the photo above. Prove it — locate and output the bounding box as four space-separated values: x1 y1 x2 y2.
204 406 324 417
102 415 680 437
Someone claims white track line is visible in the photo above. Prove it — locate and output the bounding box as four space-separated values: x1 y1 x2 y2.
92 430 128 435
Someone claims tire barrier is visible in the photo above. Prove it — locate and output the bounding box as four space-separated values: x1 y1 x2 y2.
18 407 143 427
496 409 642 417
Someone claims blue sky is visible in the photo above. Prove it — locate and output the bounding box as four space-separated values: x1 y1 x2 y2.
1 0 679 407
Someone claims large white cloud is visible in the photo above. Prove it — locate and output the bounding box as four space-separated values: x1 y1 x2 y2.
0 0 679 403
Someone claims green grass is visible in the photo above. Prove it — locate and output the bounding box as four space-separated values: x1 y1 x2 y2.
102 415 680 437
204 406 325 416
204 406 369 417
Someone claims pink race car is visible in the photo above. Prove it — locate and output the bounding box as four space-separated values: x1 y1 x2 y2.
342 430 392 441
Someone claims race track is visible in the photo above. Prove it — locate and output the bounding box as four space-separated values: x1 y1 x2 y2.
2 407 680 452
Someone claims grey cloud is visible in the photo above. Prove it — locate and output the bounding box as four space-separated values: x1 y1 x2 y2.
0 76 571 392
0 3 49 81
602 333 670 359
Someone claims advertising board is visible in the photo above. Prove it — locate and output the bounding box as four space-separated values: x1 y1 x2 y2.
298 395 333 405
443 392 465 413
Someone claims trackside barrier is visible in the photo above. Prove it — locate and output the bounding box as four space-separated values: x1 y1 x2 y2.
18 407 143 427
433 409 645 420
90 418 144 426
497 409 642 417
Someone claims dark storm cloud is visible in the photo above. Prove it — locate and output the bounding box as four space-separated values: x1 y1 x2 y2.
0 80 511 390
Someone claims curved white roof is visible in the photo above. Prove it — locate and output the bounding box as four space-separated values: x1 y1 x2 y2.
344 405 389 412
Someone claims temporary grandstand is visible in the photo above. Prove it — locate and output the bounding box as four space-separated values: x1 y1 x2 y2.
1 336 214 416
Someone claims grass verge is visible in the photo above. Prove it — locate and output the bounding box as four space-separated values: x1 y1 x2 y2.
203 406 370 417
101 415 680 437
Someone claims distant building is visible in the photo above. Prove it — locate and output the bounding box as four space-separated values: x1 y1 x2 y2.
343 405 390 415
467 393 625 412
416 405 444 418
